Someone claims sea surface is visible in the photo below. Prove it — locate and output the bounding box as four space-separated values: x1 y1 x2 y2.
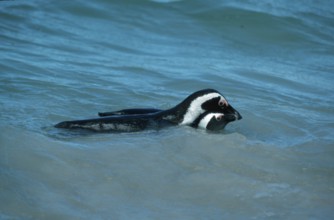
1 0 334 219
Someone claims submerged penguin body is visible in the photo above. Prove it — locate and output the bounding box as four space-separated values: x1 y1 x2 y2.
55 110 175 132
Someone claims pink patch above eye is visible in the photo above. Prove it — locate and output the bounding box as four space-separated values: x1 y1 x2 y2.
219 100 228 107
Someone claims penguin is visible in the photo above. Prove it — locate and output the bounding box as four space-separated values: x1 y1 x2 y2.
191 112 238 131
98 108 239 131
55 89 242 132
98 108 240 131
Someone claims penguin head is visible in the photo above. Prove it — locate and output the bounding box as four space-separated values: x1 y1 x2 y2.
178 89 242 125
196 112 240 131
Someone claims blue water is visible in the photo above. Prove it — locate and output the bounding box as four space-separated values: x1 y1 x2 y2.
1 0 334 219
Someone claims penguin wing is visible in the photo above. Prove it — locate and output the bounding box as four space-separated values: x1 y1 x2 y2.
98 108 162 117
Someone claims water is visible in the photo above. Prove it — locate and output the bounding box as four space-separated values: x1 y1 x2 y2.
1 0 334 219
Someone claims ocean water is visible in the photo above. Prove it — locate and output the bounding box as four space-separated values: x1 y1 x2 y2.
1 0 334 219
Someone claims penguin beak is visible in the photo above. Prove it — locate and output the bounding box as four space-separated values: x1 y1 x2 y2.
234 109 242 120
223 105 242 122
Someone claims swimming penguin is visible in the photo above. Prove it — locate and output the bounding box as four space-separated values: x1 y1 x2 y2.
55 89 242 132
103 110 239 131
191 112 236 131
98 108 238 131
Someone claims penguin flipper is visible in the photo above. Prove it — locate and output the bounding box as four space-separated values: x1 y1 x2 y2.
98 108 162 117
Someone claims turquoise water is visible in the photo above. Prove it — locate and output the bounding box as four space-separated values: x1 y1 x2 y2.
1 0 334 219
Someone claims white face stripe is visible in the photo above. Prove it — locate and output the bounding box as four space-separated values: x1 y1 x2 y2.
198 113 224 129
180 92 226 125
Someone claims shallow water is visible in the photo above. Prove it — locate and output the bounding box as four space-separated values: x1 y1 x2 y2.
1 0 334 219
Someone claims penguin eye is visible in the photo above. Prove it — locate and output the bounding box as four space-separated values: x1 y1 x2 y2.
216 115 222 121
218 100 227 107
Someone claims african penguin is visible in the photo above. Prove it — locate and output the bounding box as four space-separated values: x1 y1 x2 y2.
192 111 241 131
55 89 242 132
